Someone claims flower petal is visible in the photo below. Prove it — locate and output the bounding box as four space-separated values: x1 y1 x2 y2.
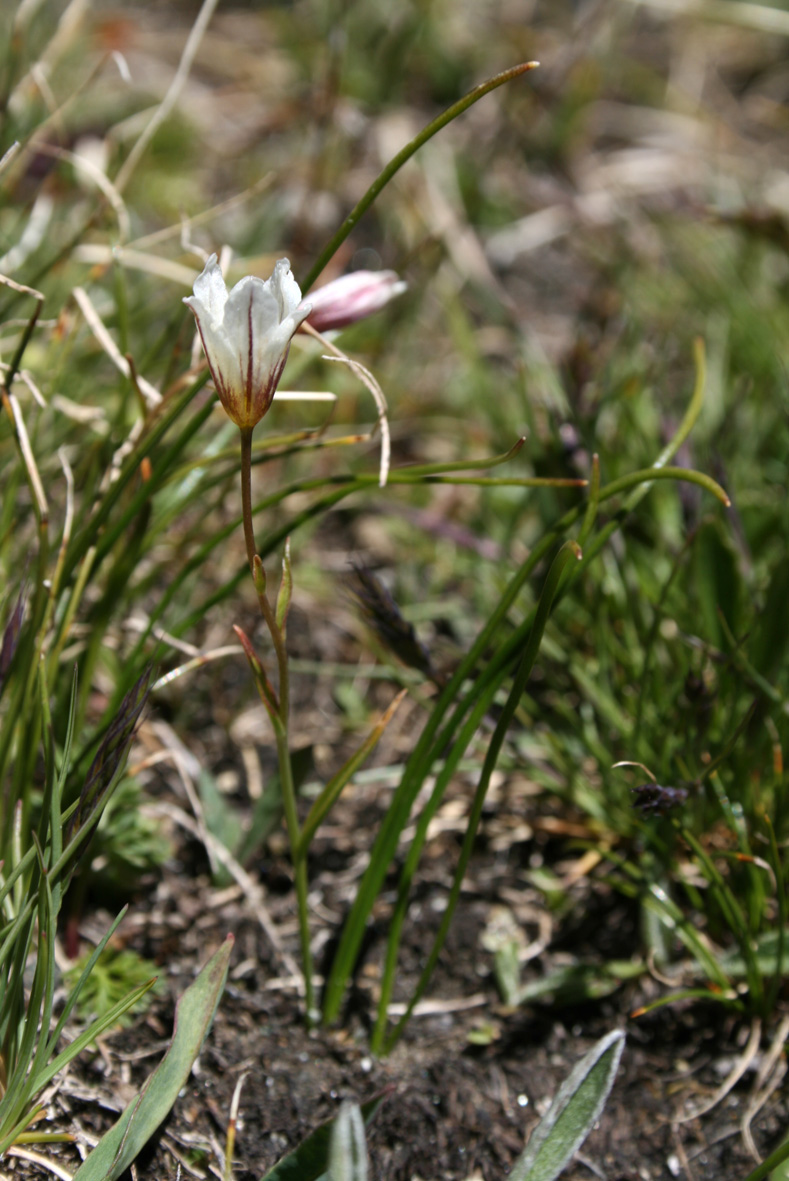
188 253 228 323
270 257 304 319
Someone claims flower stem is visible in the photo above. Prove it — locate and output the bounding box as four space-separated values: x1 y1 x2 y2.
273 716 316 1022
239 427 257 576
240 428 291 718
238 424 313 1019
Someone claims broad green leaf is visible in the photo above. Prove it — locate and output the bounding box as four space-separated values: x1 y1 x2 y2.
327 1101 368 1181
197 769 245 885
72 935 232 1181
260 1093 386 1181
510 1030 625 1181
513 960 644 1006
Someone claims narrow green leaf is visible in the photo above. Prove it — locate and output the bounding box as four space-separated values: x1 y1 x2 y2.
509 1030 625 1181
72 935 232 1181
0 978 155 1156
19 980 155 1102
630 988 739 1018
588 464 729 508
325 345 714 1025
514 960 644 1006
741 1133 789 1181
301 63 539 292
641 885 731 990
371 675 502 1051
297 690 405 856
40 907 129 1065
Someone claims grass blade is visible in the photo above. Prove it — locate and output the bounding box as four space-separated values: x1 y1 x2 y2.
382 541 581 1052
297 690 406 856
301 63 539 293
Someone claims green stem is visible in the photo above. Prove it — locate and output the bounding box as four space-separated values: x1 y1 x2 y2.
238 425 311 1016
273 717 315 1022
742 1135 789 1181
240 427 292 716
239 428 257 575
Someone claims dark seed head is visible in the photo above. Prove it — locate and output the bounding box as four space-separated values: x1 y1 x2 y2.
631 782 689 815
346 562 436 682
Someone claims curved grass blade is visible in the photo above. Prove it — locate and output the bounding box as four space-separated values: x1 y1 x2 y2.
584 464 728 508
302 63 539 293
630 988 739 1018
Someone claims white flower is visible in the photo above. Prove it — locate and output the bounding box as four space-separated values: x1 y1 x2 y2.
303 269 407 332
184 254 311 431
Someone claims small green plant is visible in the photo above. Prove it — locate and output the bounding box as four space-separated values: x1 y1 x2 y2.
63 947 164 1028
184 62 550 1028
608 758 787 1024
175 67 729 1048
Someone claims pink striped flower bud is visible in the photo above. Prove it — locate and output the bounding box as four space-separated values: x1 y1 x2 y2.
303 269 406 332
